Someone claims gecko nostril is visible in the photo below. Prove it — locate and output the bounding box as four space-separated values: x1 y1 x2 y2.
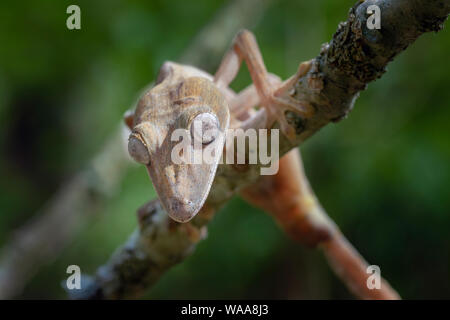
128 133 150 165
190 112 220 145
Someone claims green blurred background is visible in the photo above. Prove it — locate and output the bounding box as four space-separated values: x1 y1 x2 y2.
0 0 449 299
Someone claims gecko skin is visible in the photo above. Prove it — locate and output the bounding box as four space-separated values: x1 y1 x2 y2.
126 30 313 223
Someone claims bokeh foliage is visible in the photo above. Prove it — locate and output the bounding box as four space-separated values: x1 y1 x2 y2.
0 0 449 299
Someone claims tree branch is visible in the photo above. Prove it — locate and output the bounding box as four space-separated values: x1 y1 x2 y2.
241 149 399 299
75 0 449 299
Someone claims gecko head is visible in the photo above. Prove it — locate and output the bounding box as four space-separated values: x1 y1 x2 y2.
128 76 230 223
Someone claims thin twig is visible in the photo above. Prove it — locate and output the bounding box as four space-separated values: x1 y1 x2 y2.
241 149 399 299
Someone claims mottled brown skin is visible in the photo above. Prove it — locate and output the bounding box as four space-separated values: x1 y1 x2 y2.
128 63 230 223
126 29 314 223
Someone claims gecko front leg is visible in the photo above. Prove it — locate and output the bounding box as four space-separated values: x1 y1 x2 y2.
214 29 314 140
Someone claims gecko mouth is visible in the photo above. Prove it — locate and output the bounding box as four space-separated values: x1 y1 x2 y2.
166 198 197 223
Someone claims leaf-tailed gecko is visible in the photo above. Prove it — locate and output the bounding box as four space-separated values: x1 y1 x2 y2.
124 30 313 222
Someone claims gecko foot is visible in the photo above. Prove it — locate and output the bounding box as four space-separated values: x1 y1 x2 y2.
262 61 313 141
263 94 313 141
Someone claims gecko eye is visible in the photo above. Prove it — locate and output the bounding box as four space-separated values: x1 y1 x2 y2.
190 112 220 145
128 133 150 165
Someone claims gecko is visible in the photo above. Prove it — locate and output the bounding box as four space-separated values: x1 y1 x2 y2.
125 29 313 223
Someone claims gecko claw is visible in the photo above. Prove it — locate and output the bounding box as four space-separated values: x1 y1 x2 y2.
259 61 314 141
